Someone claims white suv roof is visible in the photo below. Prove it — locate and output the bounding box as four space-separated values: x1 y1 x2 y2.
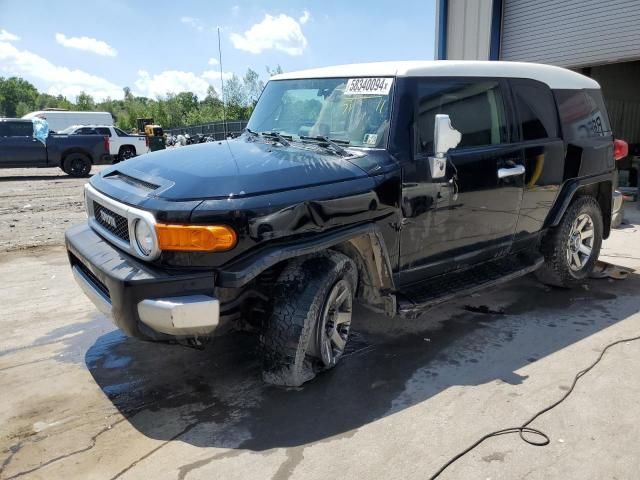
271 60 599 90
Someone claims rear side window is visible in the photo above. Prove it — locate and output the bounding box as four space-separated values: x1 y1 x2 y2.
95 127 111 136
554 89 612 140
77 127 97 135
511 79 558 141
114 128 128 137
6 122 33 137
414 78 508 153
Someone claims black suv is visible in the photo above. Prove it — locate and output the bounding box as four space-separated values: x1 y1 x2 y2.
66 61 618 386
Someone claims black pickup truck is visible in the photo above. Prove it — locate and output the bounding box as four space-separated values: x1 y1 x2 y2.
0 118 111 176
66 61 621 387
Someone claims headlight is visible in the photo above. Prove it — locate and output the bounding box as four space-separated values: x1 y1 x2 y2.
134 218 156 256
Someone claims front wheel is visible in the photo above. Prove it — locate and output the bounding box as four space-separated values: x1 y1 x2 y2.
536 196 603 287
261 252 357 387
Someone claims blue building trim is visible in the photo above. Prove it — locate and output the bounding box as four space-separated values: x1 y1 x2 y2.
437 0 448 60
489 0 504 60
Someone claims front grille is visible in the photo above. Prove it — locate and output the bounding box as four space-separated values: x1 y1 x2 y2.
74 257 110 299
93 201 130 242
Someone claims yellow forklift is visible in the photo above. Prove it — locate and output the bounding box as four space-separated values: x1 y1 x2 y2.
137 118 166 152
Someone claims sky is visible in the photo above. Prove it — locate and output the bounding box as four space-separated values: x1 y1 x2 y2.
0 0 436 102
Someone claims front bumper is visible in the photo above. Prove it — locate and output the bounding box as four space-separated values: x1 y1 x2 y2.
66 223 219 340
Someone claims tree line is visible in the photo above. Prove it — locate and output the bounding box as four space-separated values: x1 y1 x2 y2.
0 66 282 131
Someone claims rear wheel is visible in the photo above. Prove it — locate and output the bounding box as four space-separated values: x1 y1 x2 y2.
119 146 136 161
63 154 91 177
536 196 603 287
261 251 357 387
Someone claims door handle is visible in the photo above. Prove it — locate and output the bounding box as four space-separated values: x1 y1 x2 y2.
497 165 525 179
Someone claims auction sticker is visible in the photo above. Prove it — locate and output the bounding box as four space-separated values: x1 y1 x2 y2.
363 134 378 146
344 78 393 95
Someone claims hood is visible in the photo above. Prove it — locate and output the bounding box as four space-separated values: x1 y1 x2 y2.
98 139 371 201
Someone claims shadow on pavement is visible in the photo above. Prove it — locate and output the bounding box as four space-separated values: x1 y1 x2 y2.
84 272 639 453
0 173 96 182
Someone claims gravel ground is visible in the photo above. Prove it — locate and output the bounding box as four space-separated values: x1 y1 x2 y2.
0 166 107 252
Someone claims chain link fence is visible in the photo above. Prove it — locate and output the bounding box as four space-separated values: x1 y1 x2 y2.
165 120 248 140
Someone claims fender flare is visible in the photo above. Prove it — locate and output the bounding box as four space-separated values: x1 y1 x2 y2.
216 223 397 315
61 148 93 164
119 144 137 153
544 172 613 236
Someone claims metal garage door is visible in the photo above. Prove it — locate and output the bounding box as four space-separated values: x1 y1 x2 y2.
501 0 640 67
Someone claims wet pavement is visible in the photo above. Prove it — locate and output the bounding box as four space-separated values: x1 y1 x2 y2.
1 208 640 479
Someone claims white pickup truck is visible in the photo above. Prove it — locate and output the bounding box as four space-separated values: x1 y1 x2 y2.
60 125 149 161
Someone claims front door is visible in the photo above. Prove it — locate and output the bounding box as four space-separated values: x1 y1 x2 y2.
0 121 46 167
399 77 524 285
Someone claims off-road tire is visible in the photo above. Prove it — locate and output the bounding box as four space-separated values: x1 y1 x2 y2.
535 196 603 288
119 146 136 162
63 153 91 177
261 251 357 387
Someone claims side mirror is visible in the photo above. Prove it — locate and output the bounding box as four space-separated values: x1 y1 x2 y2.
430 114 461 179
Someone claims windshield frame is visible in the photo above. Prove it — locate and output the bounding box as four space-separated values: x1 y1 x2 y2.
248 76 396 151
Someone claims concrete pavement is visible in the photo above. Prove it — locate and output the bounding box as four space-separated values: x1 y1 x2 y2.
1 208 639 480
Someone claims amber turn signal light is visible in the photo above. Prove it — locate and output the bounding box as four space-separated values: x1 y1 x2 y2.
155 224 237 252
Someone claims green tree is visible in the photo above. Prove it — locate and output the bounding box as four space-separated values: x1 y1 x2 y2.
123 86 134 102
266 65 284 77
0 71 268 130
76 92 95 111
0 77 38 117
15 101 31 117
243 68 264 107
224 74 249 120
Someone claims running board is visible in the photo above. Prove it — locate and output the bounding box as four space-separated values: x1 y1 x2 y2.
397 255 544 318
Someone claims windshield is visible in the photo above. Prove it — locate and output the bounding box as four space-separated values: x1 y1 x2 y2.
247 77 393 148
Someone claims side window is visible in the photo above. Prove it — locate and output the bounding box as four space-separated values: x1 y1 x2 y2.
554 89 612 140
77 127 96 135
114 128 128 137
415 78 508 154
511 79 558 141
0 123 8 136
95 127 112 136
7 122 33 137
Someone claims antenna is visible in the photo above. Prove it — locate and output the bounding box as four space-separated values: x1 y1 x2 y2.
217 27 228 139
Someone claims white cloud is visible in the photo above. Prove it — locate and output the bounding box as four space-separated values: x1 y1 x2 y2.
202 70 234 82
180 16 205 32
0 29 19 42
208 57 219 66
0 41 122 100
134 69 234 99
230 13 308 55
299 11 311 25
0 40 239 102
55 33 117 57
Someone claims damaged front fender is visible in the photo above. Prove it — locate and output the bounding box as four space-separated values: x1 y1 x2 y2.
216 223 397 316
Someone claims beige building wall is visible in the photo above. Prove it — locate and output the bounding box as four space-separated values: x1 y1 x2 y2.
446 0 493 60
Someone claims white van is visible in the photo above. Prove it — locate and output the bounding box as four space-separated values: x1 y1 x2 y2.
21 111 114 133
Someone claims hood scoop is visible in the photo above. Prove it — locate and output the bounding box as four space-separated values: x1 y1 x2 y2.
102 168 173 192
104 170 160 191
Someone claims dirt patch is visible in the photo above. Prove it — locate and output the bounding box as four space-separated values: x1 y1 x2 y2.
0 166 108 252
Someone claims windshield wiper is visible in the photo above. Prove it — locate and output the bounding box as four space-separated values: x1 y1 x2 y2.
300 135 350 157
261 131 291 147
245 128 291 147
